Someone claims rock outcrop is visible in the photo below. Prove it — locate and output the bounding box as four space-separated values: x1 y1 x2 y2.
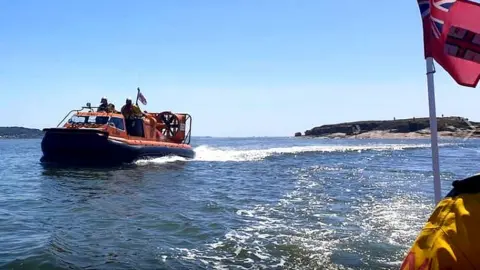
301 116 480 138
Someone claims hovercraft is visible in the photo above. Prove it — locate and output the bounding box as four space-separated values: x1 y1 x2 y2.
40 102 195 165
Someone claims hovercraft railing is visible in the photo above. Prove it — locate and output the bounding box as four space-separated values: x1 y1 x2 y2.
57 104 97 127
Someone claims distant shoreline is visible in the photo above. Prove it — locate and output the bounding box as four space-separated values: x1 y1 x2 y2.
295 116 480 139
0 127 43 139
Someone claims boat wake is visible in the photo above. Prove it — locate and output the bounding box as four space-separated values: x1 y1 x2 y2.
134 155 188 165
135 142 452 165
169 164 436 269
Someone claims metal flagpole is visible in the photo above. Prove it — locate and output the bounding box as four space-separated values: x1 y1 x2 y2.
136 87 140 106
426 57 442 204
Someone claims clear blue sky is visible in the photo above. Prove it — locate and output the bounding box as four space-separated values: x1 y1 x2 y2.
2 0 480 137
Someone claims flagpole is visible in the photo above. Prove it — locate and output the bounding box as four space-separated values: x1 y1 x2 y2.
136 87 140 106
426 57 441 204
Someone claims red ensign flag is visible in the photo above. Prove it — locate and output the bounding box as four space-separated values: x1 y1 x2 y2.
417 0 480 87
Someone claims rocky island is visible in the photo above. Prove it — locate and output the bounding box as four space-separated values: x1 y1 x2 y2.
296 116 480 139
0 127 44 139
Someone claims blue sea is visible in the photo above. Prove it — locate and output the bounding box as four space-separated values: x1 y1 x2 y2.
0 137 479 269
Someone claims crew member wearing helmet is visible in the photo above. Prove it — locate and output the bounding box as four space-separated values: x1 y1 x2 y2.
121 97 143 119
97 97 109 112
97 96 117 113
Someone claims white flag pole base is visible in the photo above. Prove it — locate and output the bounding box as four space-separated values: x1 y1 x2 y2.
426 57 442 204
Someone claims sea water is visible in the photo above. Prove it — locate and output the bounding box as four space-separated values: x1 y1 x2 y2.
0 137 478 269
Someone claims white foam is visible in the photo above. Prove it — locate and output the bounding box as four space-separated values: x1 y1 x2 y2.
192 143 439 162
134 155 187 165
134 142 454 165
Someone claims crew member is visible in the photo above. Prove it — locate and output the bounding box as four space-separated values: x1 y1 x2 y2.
97 97 109 112
121 97 143 119
107 103 117 113
121 97 144 136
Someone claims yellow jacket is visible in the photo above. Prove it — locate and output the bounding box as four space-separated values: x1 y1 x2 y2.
121 104 142 119
401 174 480 269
